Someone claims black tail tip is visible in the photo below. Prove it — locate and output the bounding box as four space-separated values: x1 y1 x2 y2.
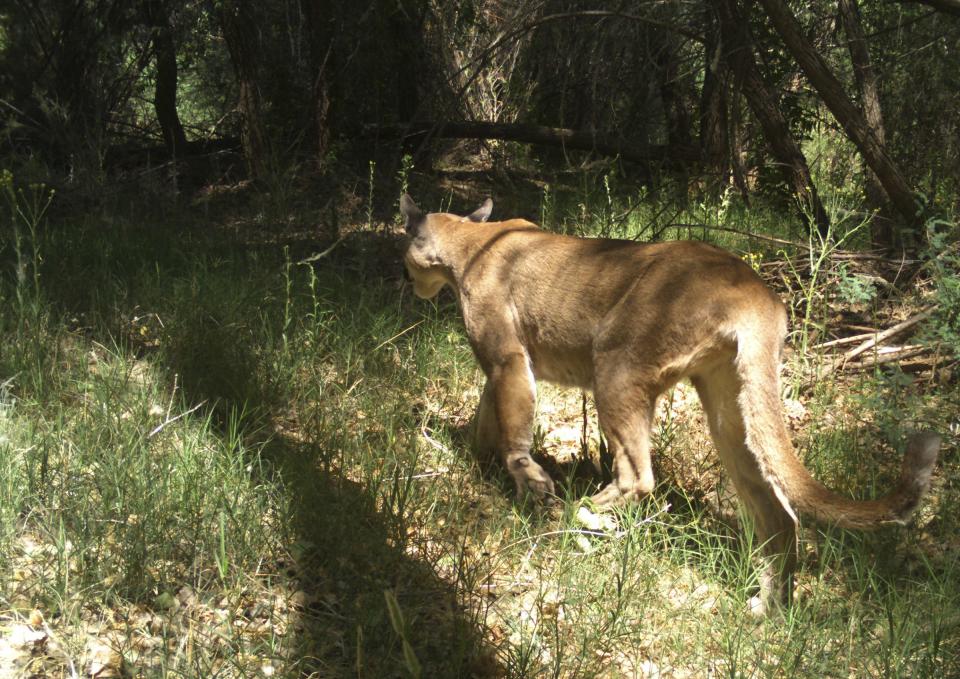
900 430 940 496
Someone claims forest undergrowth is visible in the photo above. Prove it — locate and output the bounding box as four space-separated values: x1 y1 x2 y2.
0 169 958 677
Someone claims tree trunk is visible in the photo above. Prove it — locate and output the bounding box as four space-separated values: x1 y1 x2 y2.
838 0 893 248
390 0 436 168
146 0 188 160
758 0 920 232
656 37 693 202
714 0 830 236
729 81 752 204
366 121 700 168
48 3 103 162
219 0 267 180
699 8 730 197
302 0 334 167
313 62 332 165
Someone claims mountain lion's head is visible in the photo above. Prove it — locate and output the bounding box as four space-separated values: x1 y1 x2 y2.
399 194 493 299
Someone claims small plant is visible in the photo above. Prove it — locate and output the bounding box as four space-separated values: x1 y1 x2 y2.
260 156 303 223
836 262 878 306
367 159 376 230
742 250 763 273
384 589 422 679
395 153 415 227
215 510 229 584
2 170 54 302
282 245 294 355
1 170 57 400
540 183 553 231
781 204 870 389
599 171 615 238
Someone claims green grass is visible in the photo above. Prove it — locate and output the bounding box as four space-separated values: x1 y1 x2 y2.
0 182 957 677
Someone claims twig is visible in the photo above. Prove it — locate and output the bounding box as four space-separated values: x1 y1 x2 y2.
372 320 424 352
865 343 925 355
148 400 207 438
813 331 876 349
419 426 451 455
828 251 920 263
297 235 346 264
409 469 451 480
845 345 929 370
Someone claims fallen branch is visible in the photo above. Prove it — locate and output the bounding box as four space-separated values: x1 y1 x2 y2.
836 307 936 366
845 323 881 333
813 331 877 349
671 223 807 249
668 224 921 265
828 252 920 264
365 121 701 168
845 345 929 370
807 306 936 384
820 305 937 379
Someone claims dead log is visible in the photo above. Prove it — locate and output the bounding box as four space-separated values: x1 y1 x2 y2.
895 0 960 18
365 121 702 169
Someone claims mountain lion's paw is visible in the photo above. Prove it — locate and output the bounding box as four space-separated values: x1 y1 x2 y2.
589 483 625 507
509 457 555 503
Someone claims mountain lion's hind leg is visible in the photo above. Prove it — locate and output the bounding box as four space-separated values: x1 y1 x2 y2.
693 369 798 614
487 354 555 501
590 381 657 507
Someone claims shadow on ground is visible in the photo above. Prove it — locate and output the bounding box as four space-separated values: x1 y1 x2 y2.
158 288 499 676
258 432 495 676
29 212 500 676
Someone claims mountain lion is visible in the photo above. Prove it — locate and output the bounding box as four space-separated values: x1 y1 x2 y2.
399 193 939 613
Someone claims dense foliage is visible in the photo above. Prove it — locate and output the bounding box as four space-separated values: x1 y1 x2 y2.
1 0 959 243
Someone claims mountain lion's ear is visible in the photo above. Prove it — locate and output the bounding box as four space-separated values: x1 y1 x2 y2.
400 194 424 235
466 198 493 223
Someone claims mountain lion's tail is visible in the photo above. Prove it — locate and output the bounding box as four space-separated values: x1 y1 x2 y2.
734 329 940 530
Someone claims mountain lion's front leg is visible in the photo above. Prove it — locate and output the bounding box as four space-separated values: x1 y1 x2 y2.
484 353 555 501
473 379 499 465
590 380 657 506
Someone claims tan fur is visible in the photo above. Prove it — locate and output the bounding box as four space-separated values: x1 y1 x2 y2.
400 194 940 612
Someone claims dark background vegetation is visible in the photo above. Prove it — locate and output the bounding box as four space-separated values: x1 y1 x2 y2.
1 0 959 243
